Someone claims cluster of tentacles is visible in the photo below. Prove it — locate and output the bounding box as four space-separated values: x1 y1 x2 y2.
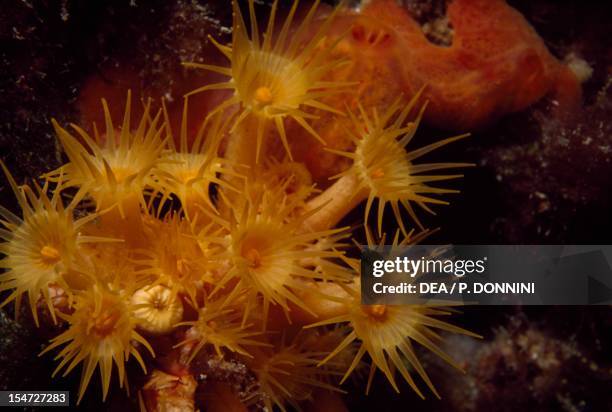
0 1 488 410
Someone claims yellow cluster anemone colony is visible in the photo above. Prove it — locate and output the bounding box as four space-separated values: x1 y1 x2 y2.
0 0 479 409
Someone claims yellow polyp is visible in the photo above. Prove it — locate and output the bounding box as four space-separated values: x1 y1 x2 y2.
210 186 350 326
185 0 351 161
49 92 166 217
254 86 273 105
40 245 61 265
131 285 183 335
41 286 154 404
0 161 113 328
174 299 265 362
317 93 471 235
308 228 481 398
